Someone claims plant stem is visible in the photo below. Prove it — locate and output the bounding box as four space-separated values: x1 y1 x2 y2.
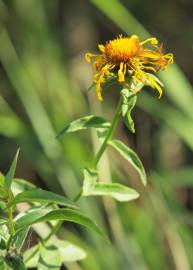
8 206 15 236
93 97 122 168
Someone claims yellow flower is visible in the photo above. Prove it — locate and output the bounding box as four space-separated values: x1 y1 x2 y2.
85 35 173 101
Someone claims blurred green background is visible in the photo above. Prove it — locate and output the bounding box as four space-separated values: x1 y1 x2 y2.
0 0 193 269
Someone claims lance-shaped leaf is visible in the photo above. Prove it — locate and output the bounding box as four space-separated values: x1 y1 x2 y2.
37 243 62 270
9 189 77 209
5 255 26 270
57 115 110 139
4 149 20 191
82 168 98 196
10 227 30 251
24 240 86 268
24 244 40 268
15 209 107 240
85 182 139 202
109 140 146 185
125 94 137 133
121 89 137 133
56 240 87 262
12 178 36 196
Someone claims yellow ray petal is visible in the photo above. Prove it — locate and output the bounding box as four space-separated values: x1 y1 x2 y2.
118 62 125 83
98 44 105 52
85 53 97 63
140 37 158 46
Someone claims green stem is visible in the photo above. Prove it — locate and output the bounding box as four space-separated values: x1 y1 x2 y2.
8 206 15 236
93 97 122 168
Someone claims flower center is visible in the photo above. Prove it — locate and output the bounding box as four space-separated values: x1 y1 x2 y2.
104 36 140 63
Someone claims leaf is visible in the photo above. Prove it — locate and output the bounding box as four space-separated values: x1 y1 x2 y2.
0 187 7 200
0 237 6 250
82 168 98 196
121 89 137 133
125 94 137 133
24 240 87 267
10 189 77 209
0 225 9 242
10 227 29 251
0 256 6 270
15 209 107 240
86 182 139 202
37 243 61 270
109 140 146 185
57 115 110 139
14 206 56 231
23 244 40 268
5 255 26 270
96 127 109 143
55 240 87 262
12 178 36 196
4 149 20 191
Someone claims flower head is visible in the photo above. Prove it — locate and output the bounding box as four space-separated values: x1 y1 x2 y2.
85 35 173 101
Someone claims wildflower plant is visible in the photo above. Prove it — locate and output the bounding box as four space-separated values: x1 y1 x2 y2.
59 35 173 202
0 151 105 269
0 35 173 269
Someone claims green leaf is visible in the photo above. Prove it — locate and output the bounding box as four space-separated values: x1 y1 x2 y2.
96 127 109 143
23 244 40 268
4 149 20 191
0 187 7 200
55 240 87 262
14 206 56 231
0 237 6 250
6 255 26 270
10 227 29 251
86 182 139 202
121 89 137 133
109 140 146 185
57 115 110 139
24 240 87 267
0 225 9 242
0 256 6 270
12 178 36 196
9 189 77 209
15 209 107 240
130 80 144 93
126 94 137 133
37 243 61 270
82 168 98 196
5 255 26 270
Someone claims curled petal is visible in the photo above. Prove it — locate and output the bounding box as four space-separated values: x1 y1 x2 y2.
96 80 103 101
145 73 163 98
85 53 97 63
118 62 125 83
98 44 105 52
140 37 158 46
165 53 174 64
